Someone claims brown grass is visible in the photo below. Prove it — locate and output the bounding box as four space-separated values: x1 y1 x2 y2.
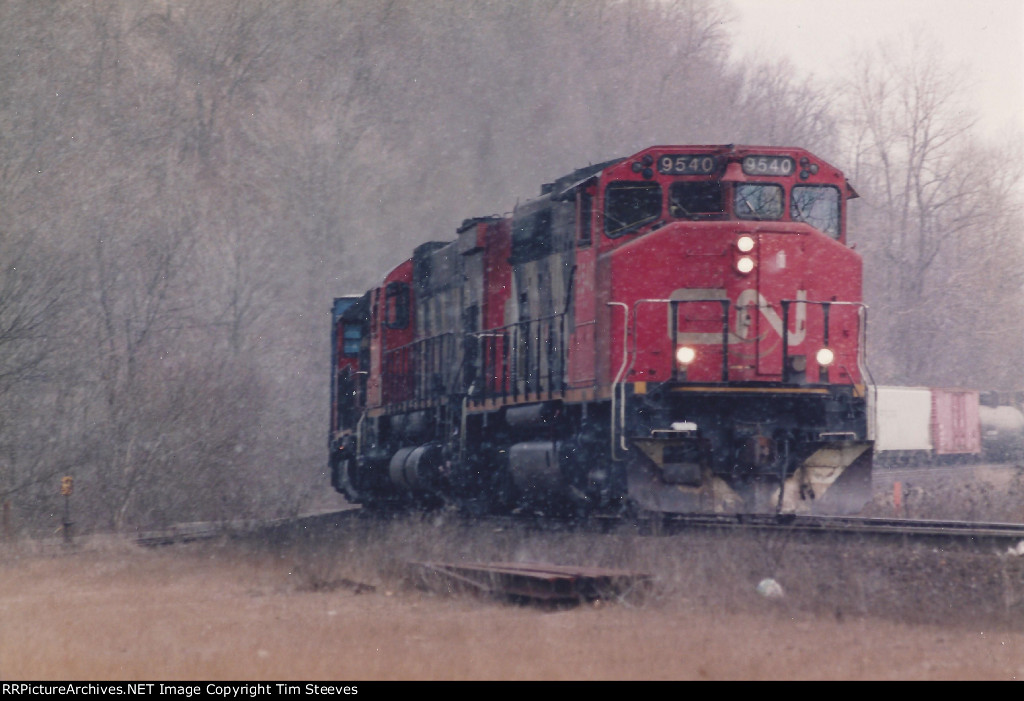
2 509 1023 681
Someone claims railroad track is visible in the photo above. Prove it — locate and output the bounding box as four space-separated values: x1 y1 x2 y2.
433 508 1024 552
135 504 1024 553
134 507 364 547
874 461 1021 481
645 512 1024 551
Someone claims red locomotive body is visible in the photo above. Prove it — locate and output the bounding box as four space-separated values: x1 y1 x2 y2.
330 145 873 516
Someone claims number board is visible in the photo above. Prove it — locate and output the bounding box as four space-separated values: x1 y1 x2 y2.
741 155 795 176
657 155 719 176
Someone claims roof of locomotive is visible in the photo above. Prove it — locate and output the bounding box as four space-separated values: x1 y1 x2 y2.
377 144 856 284
541 144 854 199
542 156 626 199
625 143 835 163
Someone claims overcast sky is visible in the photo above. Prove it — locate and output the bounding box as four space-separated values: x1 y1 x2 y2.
728 0 1024 139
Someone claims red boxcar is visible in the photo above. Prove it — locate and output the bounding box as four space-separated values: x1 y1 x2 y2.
931 388 981 456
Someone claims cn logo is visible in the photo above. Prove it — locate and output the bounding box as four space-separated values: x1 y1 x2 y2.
735 289 806 344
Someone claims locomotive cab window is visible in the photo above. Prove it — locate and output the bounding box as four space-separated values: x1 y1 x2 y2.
734 183 783 220
604 181 662 237
791 185 841 239
384 281 410 329
669 181 725 218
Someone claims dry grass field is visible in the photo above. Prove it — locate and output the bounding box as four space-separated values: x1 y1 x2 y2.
2 467 1024 681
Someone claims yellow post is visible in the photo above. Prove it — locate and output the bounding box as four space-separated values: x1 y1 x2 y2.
60 476 73 544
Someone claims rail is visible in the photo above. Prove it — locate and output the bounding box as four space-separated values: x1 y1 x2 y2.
382 332 458 404
469 312 568 405
380 313 571 408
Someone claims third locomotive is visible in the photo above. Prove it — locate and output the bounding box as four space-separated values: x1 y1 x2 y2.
330 144 873 516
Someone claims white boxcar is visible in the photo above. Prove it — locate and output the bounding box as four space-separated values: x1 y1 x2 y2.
870 386 933 453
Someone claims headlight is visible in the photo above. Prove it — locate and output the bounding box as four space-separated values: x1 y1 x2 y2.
675 346 696 366
816 348 835 366
737 235 755 252
736 256 755 274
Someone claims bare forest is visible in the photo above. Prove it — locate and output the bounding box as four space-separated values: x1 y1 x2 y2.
1 0 1021 536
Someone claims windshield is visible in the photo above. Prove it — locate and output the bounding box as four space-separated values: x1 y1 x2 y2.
791 185 840 238
669 181 724 218
604 181 662 237
734 183 783 220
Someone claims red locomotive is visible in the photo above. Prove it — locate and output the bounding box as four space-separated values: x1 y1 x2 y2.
330 144 873 516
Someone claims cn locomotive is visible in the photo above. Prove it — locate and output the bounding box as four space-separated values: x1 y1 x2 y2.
330 144 873 516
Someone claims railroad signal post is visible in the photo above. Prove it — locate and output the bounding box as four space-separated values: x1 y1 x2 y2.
60 475 73 544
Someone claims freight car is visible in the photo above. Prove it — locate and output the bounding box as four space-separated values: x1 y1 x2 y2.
329 144 873 517
979 397 1024 461
870 386 980 464
871 387 1024 464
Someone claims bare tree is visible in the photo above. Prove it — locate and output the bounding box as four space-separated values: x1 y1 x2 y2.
0 2 98 529
0 0 863 534
841 35 1024 386
736 58 836 150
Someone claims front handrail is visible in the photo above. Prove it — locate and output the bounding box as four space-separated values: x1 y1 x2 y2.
627 296 869 386
779 299 868 385
630 298 732 383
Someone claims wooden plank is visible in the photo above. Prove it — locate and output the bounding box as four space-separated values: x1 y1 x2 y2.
411 560 652 602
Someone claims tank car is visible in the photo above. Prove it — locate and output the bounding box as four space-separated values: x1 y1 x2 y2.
979 390 1024 462
980 405 1024 461
330 145 873 516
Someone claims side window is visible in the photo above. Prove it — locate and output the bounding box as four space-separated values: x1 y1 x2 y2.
735 183 783 220
791 185 840 239
604 181 662 237
384 281 410 329
577 187 593 246
341 324 361 357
